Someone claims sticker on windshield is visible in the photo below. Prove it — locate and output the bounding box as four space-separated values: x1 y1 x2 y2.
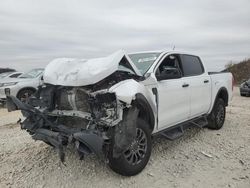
138 57 157 63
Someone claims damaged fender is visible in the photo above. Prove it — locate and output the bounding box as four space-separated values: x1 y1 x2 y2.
108 79 157 157
109 79 157 128
109 79 156 107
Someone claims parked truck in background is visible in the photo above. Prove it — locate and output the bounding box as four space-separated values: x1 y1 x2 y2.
6 50 233 176
240 78 250 96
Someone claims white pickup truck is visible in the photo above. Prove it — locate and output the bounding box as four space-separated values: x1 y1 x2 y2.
6 50 233 176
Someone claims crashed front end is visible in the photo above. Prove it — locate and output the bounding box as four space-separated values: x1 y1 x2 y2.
6 82 140 161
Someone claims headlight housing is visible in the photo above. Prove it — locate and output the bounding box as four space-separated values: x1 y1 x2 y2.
0 82 18 87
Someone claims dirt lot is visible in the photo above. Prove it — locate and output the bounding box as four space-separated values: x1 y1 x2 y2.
0 88 249 188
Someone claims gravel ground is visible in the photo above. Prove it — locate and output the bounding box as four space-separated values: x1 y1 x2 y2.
0 88 249 188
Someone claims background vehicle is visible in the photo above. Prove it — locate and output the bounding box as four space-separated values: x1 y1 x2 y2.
6 50 233 176
0 71 23 80
0 68 44 103
0 68 16 74
240 78 250 96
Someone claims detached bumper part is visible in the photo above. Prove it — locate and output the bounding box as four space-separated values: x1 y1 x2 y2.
30 128 104 162
6 96 33 113
6 96 106 161
74 131 104 158
32 128 67 161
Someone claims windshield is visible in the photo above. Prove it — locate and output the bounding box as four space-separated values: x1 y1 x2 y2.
0 72 13 79
19 69 44 78
118 64 135 74
128 52 161 74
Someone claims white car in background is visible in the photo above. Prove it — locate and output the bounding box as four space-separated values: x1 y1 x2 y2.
0 71 23 80
0 68 44 103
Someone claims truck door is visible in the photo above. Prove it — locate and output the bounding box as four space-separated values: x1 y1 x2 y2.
180 55 211 118
155 54 190 130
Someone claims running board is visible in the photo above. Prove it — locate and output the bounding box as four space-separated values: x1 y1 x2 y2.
191 116 208 128
158 115 208 141
160 126 184 140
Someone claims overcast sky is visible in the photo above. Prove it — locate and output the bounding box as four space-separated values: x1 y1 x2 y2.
0 0 249 72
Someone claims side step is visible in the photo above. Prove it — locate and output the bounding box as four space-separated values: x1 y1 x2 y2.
160 126 184 140
159 116 208 141
191 116 208 128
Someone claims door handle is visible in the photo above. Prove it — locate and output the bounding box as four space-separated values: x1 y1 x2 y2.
204 80 209 83
182 83 189 87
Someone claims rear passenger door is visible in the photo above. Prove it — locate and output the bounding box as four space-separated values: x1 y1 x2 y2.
180 55 211 118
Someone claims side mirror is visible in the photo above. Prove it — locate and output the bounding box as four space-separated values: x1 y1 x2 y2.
156 67 181 81
39 75 44 85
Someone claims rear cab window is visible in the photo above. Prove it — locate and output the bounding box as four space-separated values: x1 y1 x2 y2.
180 54 204 76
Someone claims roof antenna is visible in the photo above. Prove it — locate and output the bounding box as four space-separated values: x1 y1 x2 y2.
172 45 175 51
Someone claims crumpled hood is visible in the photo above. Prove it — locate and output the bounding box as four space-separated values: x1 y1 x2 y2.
43 50 141 86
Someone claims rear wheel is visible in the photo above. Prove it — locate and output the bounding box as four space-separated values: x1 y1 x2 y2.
207 98 226 130
17 89 35 103
108 118 152 176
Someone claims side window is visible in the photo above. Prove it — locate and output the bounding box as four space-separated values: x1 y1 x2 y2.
180 55 204 76
155 54 182 80
9 73 22 78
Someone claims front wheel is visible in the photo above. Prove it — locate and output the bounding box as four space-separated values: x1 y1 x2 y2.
108 118 152 176
17 89 35 103
207 98 226 130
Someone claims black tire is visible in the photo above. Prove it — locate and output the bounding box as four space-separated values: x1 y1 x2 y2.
207 98 226 130
240 93 245 97
17 89 35 103
108 118 152 176
0 101 6 108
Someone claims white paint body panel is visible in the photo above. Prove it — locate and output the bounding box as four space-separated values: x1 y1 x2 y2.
109 79 157 111
145 51 233 132
156 77 190 130
186 73 212 118
208 73 233 113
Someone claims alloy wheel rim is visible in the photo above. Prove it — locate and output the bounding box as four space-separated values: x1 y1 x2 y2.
123 128 147 165
20 92 31 103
